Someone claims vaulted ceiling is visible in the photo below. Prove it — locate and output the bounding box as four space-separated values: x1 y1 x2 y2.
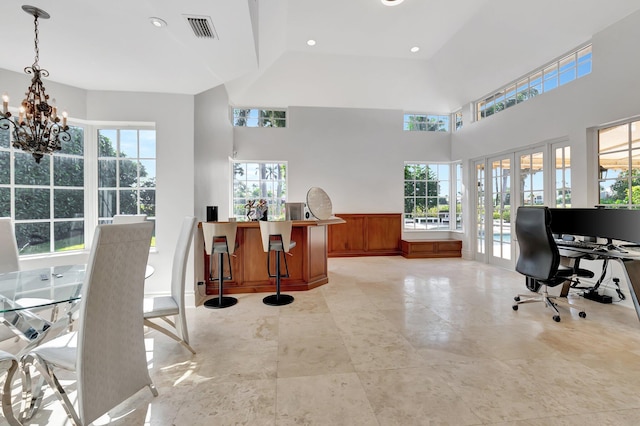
1 0 639 112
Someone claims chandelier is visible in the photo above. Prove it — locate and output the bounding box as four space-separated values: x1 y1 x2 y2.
0 5 70 164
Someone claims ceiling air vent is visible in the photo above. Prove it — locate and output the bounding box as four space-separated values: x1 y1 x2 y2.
183 15 218 39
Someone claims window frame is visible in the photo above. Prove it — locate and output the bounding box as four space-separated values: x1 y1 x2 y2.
403 113 450 132
230 159 288 221
1 124 86 255
597 118 640 209
232 108 287 128
403 161 462 231
476 44 592 121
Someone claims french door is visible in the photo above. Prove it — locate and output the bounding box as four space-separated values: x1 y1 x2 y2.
474 156 513 267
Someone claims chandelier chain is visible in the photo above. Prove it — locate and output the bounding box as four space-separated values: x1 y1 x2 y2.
33 14 40 67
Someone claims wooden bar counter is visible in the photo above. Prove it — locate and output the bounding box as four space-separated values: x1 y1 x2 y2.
195 220 343 299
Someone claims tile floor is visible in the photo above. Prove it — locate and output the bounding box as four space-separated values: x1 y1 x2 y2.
4 256 640 425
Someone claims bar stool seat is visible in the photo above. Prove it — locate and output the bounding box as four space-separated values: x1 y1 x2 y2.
259 220 295 306
202 222 238 309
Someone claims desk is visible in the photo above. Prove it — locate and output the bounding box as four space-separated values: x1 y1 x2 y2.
558 245 640 320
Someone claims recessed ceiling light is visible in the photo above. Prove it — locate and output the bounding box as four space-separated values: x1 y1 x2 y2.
149 17 167 28
307 39 316 46
410 46 420 53
381 0 405 6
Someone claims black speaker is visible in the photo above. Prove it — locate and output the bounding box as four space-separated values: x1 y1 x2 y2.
206 206 218 222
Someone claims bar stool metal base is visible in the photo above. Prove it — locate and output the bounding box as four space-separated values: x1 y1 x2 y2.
263 294 294 306
204 296 238 309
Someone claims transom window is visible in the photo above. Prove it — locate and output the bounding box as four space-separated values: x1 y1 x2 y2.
0 125 85 254
232 161 288 221
404 162 462 230
233 108 287 127
598 119 640 208
476 44 592 120
403 114 450 132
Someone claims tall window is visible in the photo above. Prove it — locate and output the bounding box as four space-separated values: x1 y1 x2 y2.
455 163 463 230
519 151 544 206
404 162 461 230
232 161 287 221
97 129 156 230
403 114 450 132
476 162 486 254
554 145 571 207
233 108 286 127
0 125 85 255
598 120 640 208
476 44 592 120
454 110 463 131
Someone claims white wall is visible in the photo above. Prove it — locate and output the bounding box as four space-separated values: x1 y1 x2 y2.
194 85 234 223
231 106 451 217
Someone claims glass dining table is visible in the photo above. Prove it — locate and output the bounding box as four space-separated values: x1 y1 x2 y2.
0 265 86 344
0 264 154 343
0 264 154 424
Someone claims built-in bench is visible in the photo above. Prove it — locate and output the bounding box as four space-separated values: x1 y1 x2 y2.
401 239 462 259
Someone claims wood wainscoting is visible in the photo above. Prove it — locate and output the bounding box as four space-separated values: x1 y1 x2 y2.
327 213 402 257
400 239 462 258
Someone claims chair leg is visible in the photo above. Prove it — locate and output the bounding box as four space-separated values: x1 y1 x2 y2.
513 285 586 322
1 355 21 426
204 252 237 309
144 318 196 355
21 353 81 426
263 250 294 306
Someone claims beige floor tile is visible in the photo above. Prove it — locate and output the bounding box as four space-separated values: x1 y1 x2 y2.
5 256 640 425
276 373 378 425
358 367 483 425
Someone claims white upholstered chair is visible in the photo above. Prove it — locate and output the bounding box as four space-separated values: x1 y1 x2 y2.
0 218 57 342
112 214 147 224
0 350 21 425
0 218 19 274
143 216 197 354
259 220 296 306
21 221 156 425
0 218 21 343
201 221 238 309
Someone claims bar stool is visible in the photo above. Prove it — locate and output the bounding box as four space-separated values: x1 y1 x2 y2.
202 222 238 309
259 220 295 306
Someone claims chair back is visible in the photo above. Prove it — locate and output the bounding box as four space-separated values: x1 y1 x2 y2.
171 216 197 339
76 221 153 424
0 218 19 273
259 220 294 253
112 214 148 224
515 206 560 282
202 222 238 255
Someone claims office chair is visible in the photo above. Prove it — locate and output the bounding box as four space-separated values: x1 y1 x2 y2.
512 206 587 322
